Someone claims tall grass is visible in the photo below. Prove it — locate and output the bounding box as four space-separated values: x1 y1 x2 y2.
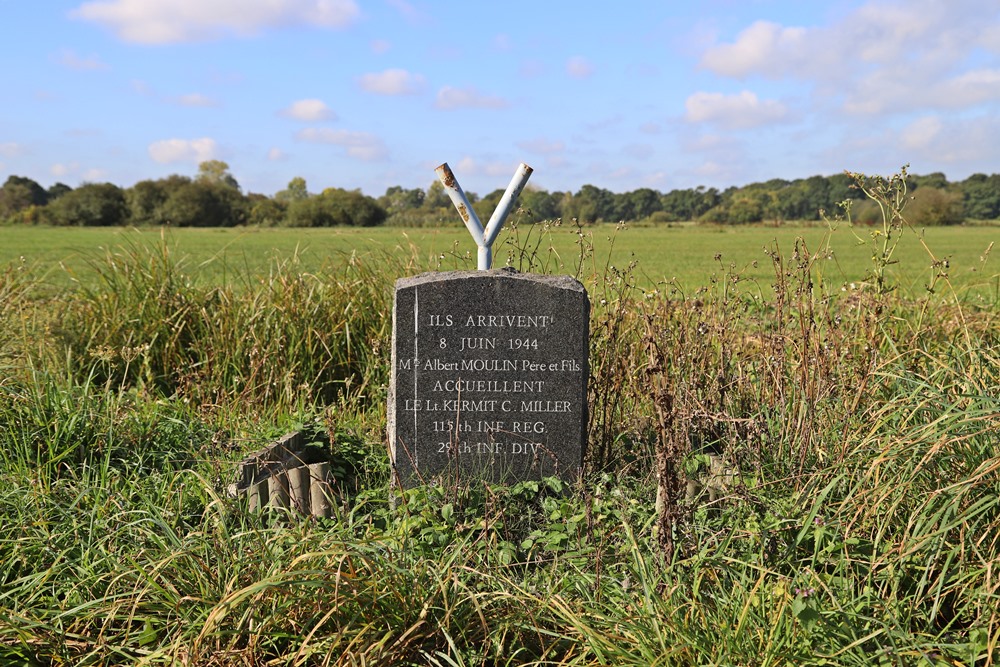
2 171 999 665
49 234 402 418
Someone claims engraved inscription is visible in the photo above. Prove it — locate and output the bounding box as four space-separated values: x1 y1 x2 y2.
389 270 589 486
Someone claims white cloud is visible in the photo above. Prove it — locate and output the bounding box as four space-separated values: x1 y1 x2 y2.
947 69 1000 105
685 90 788 129
566 56 595 79
895 114 1000 165
370 39 391 54
174 93 220 107
840 67 919 115
694 160 738 181
54 49 109 71
851 3 938 64
83 168 108 182
642 171 671 189
606 166 634 182
583 114 623 132
266 147 288 161
900 116 943 151
295 128 387 161
700 21 809 79
280 99 336 122
0 142 22 158
978 22 1000 54
519 60 544 78
676 132 748 186
51 162 79 177
454 157 519 179
148 137 219 164
358 69 426 96
49 163 106 181
64 128 103 138
385 0 425 24
434 86 508 110
699 1 1000 118
937 69 1000 107
680 133 737 153
517 138 565 155
71 0 360 44
623 143 654 160
130 80 221 107
843 66 1000 115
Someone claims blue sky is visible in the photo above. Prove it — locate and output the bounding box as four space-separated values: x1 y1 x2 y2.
3 0 1000 197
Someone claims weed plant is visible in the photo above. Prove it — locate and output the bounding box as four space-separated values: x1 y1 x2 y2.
1 169 999 665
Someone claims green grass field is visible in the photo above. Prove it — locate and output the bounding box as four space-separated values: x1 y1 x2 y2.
2 222 998 300
2 217 999 665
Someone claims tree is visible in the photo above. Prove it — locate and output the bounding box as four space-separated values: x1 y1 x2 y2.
0 183 35 221
247 193 286 226
615 188 660 221
329 188 386 227
698 204 729 224
910 172 949 191
423 181 451 210
474 188 505 223
158 179 245 226
274 177 309 203
379 186 425 214
126 178 173 225
196 160 240 191
285 188 386 227
828 172 863 207
960 173 1000 220
518 187 560 221
0 176 48 220
907 187 964 225
780 175 830 220
727 194 765 224
46 183 128 226
3 176 48 206
47 182 72 201
658 186 720 222
564 184 614 223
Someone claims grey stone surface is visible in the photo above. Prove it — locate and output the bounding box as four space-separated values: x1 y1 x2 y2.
389 268 589 487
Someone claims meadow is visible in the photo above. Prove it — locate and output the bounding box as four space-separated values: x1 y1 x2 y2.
1 204 999 664
2 219 998 299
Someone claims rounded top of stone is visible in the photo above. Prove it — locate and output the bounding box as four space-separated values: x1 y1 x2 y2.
396 268 585 293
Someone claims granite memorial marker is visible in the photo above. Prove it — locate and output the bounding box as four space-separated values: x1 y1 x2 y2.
389 268 589 487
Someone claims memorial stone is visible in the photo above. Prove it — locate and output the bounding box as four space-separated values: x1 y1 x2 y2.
389 268 589 487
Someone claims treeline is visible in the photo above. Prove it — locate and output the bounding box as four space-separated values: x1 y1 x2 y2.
0 162 387 229
3 160 1000 228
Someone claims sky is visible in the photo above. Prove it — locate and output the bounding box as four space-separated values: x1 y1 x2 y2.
3 0 1000 198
